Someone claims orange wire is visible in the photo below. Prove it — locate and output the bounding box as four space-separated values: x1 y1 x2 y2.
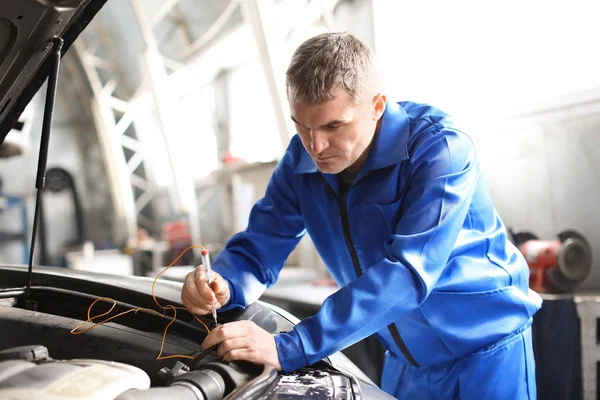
152 245 207 310
70 244 212 360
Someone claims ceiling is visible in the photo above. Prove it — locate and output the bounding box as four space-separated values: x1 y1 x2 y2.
55 0 243 125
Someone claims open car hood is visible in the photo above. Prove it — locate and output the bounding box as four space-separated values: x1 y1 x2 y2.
0 0 108 145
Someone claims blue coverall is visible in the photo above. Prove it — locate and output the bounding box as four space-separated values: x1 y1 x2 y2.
212 100 543 399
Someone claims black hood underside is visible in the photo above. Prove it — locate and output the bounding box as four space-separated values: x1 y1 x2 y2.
0 0 108 144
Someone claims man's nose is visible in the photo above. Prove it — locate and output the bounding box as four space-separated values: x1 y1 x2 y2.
310 130 328 155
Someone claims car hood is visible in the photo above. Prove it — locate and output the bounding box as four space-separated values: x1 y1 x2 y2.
0 263 189 307
0 0 108 145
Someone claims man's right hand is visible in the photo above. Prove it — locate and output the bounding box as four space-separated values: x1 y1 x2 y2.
181 267 231 315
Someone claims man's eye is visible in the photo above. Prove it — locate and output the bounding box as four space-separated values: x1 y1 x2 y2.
326 125 340 131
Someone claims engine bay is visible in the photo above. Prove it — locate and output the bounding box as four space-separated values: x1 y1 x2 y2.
0 342 273 400
0 266 365 399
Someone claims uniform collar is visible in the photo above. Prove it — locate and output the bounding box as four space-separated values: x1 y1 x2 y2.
295 100 410 176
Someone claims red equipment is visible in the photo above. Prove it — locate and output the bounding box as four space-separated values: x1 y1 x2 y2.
511 230 592 293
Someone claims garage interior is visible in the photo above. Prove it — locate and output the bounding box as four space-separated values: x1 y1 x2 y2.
1 0 600 399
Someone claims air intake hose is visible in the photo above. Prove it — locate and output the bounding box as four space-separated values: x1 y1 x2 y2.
115 385 205 400
115 368 226 400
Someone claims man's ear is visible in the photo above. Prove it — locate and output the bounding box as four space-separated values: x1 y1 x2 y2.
372 91 387 120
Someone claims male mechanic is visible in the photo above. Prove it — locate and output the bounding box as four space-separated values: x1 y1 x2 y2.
181 32 542 399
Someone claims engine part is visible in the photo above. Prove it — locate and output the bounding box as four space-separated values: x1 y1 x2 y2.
119 361 262 400
158 360 190 381
174 369 225 399
0 357 150 400
0 344 49 362
115 385 204 400
514 229 592 293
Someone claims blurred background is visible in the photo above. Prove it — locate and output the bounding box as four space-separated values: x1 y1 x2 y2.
1 0 599 397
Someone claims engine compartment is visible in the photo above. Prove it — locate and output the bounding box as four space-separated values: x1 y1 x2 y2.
0 343 271 400
0 352 151 399
0 266 369 399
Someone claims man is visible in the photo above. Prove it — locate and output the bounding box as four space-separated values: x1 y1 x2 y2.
181 32 542 399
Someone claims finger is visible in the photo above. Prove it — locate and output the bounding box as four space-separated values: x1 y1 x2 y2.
182 276 218 314
202 322 249 349
217 337 249 359
182 275 206 311
194 279 217 304
211 275 226 294
183 292 222 315
193 267 206 282
181 290 209 315
222 348 256 364
194 271 217 302
184 274 212 306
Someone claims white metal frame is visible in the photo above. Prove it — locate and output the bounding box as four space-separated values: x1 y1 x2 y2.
239 0 343 153
73 39 147 245
71 0 347 248
239 0 292 152
131 0 202 247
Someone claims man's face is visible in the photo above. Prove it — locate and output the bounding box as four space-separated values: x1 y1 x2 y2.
289 87 385 174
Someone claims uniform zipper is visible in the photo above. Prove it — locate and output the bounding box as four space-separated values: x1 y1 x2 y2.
339 188 363 278
316 174 419 367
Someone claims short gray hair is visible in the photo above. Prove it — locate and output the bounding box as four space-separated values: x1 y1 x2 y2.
286 32 375 104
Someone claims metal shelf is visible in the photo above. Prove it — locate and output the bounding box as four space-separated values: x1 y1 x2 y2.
0 233 26 241
0 194 29 263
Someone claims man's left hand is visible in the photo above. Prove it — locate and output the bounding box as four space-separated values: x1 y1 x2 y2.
202 321 282 371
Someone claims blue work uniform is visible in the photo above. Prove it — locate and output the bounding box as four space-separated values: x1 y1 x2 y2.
212 100 543 399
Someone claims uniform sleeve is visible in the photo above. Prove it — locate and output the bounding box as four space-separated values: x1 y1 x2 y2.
212 138 306 311
275 128 480 372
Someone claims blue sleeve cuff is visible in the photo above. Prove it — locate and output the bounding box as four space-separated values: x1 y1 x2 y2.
275 329 309 373
217 275 245 312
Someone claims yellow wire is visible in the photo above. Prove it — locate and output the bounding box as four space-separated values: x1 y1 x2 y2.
70 244 212 360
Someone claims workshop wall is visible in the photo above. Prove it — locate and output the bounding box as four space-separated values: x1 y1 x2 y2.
372 0 600 290
473 91 600 290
